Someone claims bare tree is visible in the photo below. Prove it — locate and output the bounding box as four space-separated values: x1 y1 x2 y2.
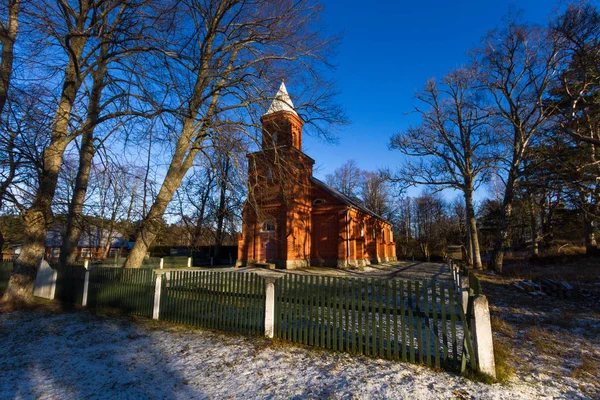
389 68 494 269
413 190 448 261
325 159 362 199
60 0 165 265
3 0 99 304
476 18 562 272
123 0 341 268
360 171 392 219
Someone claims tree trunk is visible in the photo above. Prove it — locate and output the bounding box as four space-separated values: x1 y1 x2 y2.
123 123 202 268
212 157 230 263
465 225 473 267
529 196 540 258
6 138 72 304
61 129 95 265
61 55 107 265
492 202 513 273
3 11 89 304
0 0 19 117
464 189 482 269
583 213 597 255
492 176 516 273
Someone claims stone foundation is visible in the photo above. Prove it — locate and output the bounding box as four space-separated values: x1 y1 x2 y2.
285 259 309 270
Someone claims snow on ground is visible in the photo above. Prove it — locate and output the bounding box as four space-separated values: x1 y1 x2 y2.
0 307 594 400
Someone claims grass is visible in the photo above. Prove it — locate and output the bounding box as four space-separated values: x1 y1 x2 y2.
571 349 600 379
491 317 516 339
523 327 568 356
493 337 516 383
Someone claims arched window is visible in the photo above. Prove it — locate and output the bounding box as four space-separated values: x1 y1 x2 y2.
313 198 325 205
272 133 278 144
262 220 275 232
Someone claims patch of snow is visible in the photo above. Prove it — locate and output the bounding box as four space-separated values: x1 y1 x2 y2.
0 310 594 399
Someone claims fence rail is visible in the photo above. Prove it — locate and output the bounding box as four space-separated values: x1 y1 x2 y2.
87 267 156 317
54 264 86 304
160 270 265 334
274 274 475 370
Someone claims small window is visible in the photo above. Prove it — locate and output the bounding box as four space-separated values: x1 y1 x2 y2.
313 198 325 205
372 228 376 240
262 220 275 232
272 133 278 144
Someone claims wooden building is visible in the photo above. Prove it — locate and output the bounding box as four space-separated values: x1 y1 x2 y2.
237 83 396 269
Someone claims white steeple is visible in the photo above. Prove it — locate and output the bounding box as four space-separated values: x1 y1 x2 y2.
264 81 298 116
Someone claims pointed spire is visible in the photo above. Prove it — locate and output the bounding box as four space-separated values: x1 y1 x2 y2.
264 81 298 116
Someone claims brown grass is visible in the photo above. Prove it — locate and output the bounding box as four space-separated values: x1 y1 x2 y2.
491 317 516 339
523 327 569 357
571 350 600 380
493 335 516 383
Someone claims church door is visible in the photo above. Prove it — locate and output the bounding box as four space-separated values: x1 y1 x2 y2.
265 240 277 262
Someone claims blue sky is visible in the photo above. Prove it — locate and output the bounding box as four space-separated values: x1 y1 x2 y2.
301 0 564 198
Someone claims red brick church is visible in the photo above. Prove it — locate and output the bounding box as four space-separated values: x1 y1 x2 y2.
237 83 396 269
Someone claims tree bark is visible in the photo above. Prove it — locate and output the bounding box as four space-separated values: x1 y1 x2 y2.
492 184 515 273
464 188 482 269
583 213 597 255
465 225 473 267
529 196 540 258
0 0 19 117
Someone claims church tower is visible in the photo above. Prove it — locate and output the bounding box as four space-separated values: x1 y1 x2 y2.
237 82 314 269
260 82 304 151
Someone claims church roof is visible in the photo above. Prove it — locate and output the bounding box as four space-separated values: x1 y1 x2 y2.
310 177 391 224
264 81 298 116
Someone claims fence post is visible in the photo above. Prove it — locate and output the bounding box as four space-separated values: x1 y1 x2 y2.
153 271 165 320
264 277 276 338
50 269 57 300
82 264 91 307
460 276 469 314
33 259 57 300
187 257 192 268
472 295 496 378
159 258 164 269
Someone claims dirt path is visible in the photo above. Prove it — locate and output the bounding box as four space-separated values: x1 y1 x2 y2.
198 261 453 283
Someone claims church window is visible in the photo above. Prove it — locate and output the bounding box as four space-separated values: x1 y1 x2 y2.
372 227 376 240
266 167 273 183
313 198 325 205
272 133 278 144
262 220 275 232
